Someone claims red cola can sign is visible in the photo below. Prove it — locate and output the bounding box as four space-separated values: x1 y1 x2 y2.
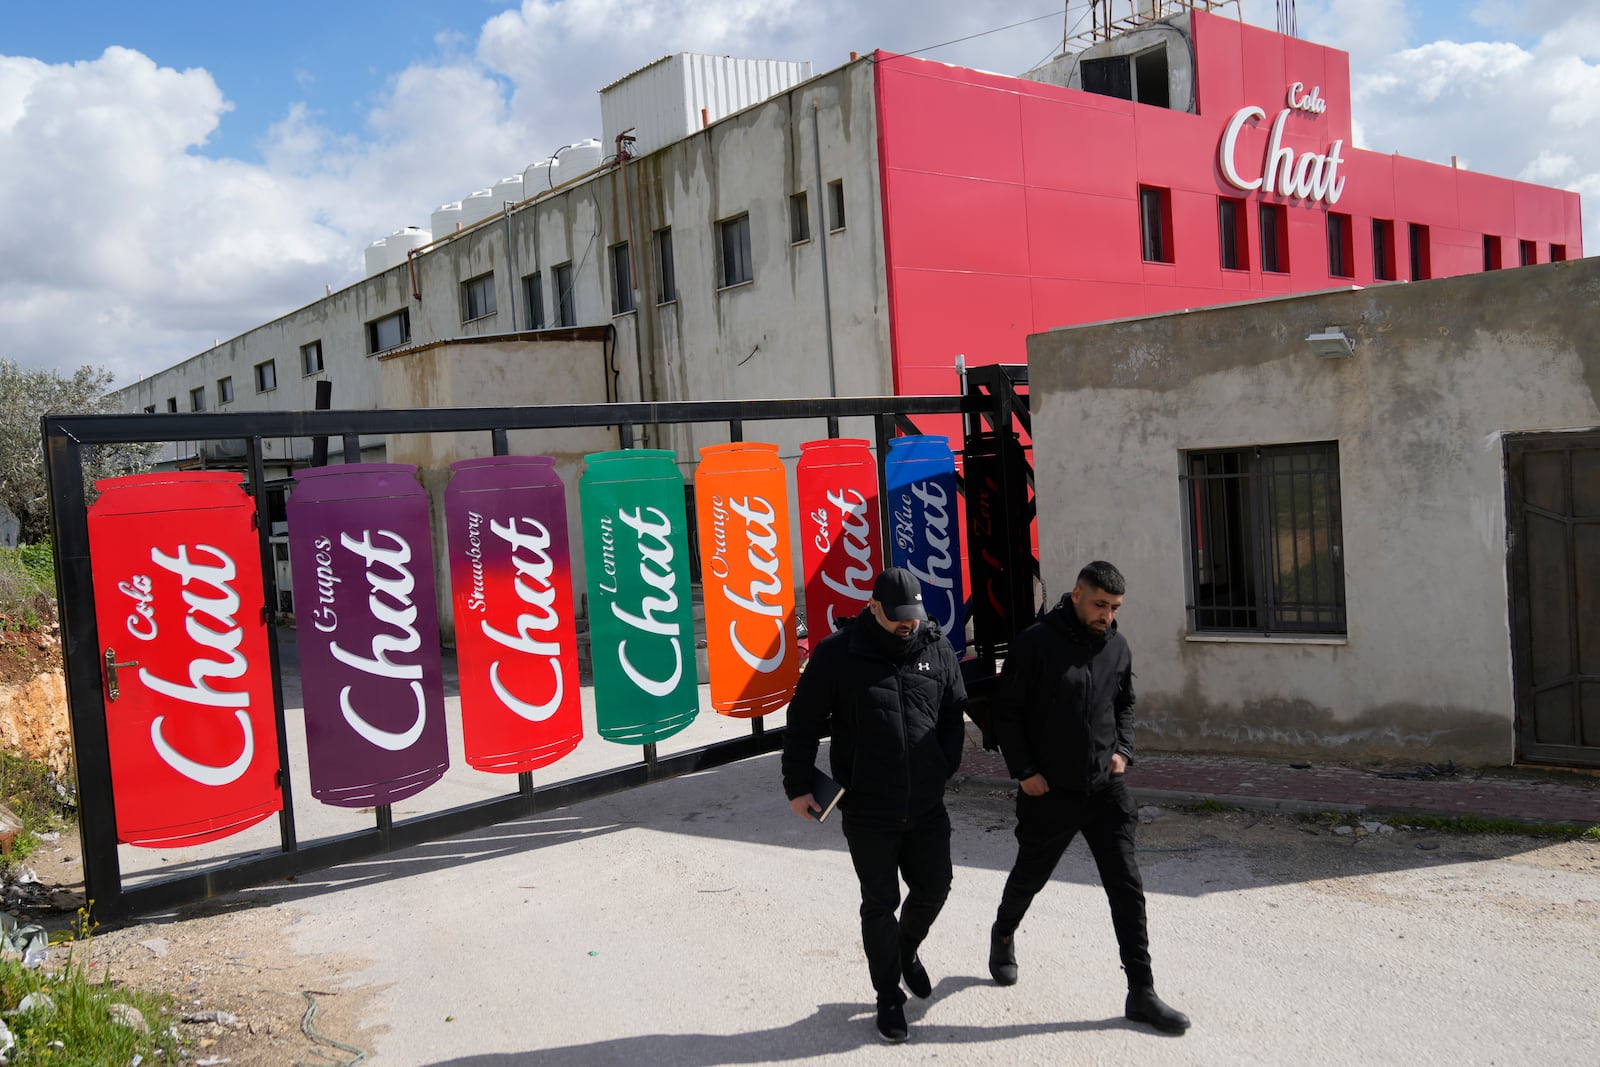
694 442 800 717
445 456 582 772
796 438 882 639
885 435 966 656
87 472 282 848
287 465 450 806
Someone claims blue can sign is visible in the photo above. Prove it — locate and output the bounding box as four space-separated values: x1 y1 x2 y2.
885 435 966 656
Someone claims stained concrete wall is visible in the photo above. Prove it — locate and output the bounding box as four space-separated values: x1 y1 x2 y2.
1025 258 1600 764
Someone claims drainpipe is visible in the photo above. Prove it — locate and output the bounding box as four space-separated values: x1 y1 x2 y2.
407 247 422 302
614 128 650 421
812 103 839 397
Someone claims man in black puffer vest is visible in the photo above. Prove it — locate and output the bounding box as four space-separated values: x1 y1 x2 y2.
782 567 967 1045
987 560 1190 1034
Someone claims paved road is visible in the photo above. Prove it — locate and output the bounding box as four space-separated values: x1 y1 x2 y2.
242 746 1599 1066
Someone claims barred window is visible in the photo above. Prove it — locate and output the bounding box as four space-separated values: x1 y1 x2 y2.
1183 442 1346 635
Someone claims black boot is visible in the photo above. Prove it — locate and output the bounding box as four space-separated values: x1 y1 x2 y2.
1125 987 1190 1034
875 1000 908 1043
900 939 932 999
988 924 1017 986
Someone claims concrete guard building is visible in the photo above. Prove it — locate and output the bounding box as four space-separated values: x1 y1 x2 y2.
1026 255 1600 769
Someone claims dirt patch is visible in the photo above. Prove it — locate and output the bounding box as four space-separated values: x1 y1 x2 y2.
16 836 385 1065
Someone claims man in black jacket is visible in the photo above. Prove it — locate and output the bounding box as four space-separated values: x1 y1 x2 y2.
782 567 967 1044
987 561 1190 1034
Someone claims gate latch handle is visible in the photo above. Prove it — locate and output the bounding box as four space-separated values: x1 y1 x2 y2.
104 648 139 702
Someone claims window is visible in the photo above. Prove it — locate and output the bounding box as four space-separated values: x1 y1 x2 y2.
610 242 635 314
166 397 178 413
1326 212 1353 278
254 359 277 392
1519 239 1537 267
553 262 575 327
1551 243 1568 262
718 213 753 288
827 180 846 231
790 192 811 244
1260 203 1288 273
1482 235 1503 271
461 272 497 321
1218 196 1248 271
143 404 156 414
1183 443 1346 636
523 272 545 329
1408 223 1431 280
300 340 324 376
367 308 411 353
216 376 234 405
1372 219 1396 281
1082 47 1170 108
655 228 676 304
189 387 206 412
1139 185 1173 263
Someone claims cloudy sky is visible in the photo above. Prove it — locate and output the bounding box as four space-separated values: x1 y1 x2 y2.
3 0 1595 387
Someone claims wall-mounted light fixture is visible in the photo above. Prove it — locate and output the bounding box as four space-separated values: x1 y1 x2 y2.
1305 327 1355 358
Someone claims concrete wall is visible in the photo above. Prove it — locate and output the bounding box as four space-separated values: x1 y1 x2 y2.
1025 258 1600 764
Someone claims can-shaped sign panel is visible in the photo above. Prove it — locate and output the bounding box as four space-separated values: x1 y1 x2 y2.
885 435 967 656
694 442 800 717
796 438 882 640
579 450 700 743
287 465 450 807
445 455 583 773
87 472 283 848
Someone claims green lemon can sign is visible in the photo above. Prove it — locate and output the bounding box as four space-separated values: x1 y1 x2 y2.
579 450 700 743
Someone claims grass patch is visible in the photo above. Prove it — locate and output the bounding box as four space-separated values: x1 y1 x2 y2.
0 544 54 632
0 907 185 1064
0 750 75 869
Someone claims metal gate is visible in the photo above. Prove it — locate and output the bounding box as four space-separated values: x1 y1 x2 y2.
1506 431 1600 768
44 379 1033 919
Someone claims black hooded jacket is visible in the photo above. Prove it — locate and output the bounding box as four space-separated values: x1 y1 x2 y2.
781 613 967 825
990 598 1135 794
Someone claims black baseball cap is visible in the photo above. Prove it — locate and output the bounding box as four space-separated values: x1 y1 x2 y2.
873 567 928 621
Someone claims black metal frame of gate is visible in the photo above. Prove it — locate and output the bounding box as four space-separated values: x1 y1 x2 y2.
45 370 1033 921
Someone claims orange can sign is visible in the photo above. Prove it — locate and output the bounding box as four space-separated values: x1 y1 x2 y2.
694 442 800 717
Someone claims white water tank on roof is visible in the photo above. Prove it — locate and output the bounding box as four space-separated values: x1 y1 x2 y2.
491 174 525 209
430 201 463 239
460 188 498 226
523 160 555 195
364 237 390 277
558 138 604 177
385 226 431 268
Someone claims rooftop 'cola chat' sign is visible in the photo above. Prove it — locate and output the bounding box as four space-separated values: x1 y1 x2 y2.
1219 82 1348 204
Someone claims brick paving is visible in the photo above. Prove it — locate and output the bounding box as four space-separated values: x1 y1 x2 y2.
955 731 1600 827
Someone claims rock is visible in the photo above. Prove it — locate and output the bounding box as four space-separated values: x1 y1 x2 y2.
1360 821 1383 833
1333 825 1354 835
108 1003 149 1033
1137 805 1164 821
139 938 169 958
0 669 72 778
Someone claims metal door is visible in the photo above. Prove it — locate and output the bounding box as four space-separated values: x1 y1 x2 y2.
1506 433 1600 767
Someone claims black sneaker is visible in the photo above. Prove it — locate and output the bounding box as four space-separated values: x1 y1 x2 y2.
1125 988 1190 1034
875 1001 909 1043
901 945 932 999
988 925 1017 986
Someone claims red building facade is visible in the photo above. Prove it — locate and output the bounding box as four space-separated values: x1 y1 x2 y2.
873 10 1583 397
